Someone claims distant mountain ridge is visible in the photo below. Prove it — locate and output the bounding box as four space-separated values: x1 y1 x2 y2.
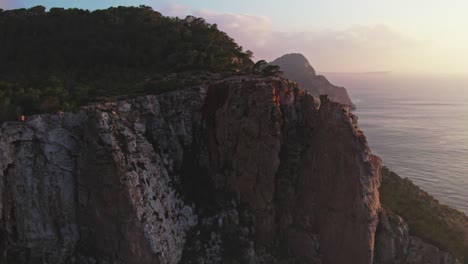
271 53 355 109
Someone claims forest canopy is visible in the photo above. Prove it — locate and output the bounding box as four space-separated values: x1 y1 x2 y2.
0 6 255 121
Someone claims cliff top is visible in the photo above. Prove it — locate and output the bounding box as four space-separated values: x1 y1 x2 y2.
0 6 255 121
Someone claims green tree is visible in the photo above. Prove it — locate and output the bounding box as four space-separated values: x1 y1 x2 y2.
262 65 283 77
0 6 257 121
253 60 268 74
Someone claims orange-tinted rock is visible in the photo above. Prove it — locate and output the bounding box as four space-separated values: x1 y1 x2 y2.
202 78 380 263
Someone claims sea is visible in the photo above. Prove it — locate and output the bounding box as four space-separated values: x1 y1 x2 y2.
325 73 468 215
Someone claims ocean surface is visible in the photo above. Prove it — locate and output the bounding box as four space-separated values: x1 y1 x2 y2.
325 73 468 214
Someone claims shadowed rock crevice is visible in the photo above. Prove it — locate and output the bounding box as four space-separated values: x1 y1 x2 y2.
75 115 159 264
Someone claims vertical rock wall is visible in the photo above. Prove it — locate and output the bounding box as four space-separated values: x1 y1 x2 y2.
199 78 381 264
0 77 459 264
0 114 84 263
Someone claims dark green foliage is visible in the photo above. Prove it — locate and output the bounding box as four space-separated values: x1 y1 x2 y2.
0 6 254 121
252 60 282 77
253 60 268 73
380 167 468 263
261 65 282 77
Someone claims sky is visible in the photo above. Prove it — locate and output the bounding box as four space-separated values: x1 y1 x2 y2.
2 0 468 74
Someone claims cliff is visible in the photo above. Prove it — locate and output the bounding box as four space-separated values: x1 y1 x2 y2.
379 167 468 263
0 77 459 263
270 53 355 109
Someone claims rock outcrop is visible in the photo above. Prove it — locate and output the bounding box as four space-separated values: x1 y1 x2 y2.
375 209 461 264
271 53 355 109
379 166 468 263
406 237 461 264
0 77 460 263
375 209 410 264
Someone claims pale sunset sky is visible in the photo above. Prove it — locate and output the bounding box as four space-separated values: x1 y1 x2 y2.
2 0 468 74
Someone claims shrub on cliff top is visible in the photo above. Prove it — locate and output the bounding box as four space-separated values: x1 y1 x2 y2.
380 167 468 263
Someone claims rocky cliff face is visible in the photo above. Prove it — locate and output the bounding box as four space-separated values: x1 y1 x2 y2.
0 77 459 263
375 209 461 264
271 53 355 109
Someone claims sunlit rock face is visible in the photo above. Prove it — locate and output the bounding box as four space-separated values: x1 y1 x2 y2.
0 76 459 264
196 78 380 264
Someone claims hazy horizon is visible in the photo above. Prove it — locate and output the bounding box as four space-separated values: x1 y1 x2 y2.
2 0 468 75
325 72 468 214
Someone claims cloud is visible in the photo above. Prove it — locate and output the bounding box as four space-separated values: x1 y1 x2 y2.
163 3 189 17
194 9 273 50
0 0 16 9
157 3 428 72
251 24 422 61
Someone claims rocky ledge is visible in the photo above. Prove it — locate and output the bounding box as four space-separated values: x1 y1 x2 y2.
0 77 460 263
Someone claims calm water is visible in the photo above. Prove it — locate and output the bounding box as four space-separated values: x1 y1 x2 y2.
325 73 468 214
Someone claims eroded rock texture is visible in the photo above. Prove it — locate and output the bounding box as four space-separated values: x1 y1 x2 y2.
0 77 460 263
406 237 461 264
375 209 461 264
375 209 410 264
0 114 84 263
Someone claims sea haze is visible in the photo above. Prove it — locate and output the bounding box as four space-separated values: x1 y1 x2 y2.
326 73 468 214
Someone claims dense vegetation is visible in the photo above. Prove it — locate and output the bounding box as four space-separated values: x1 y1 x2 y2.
0 6 256 121
380 167 468 263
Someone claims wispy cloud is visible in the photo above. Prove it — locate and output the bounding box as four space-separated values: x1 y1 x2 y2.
195 9 273 50
0 0 15 9
163 3 189 17
159 3 426 72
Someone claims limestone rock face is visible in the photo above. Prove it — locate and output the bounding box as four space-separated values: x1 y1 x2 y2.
0 76 459 264
406 237 461 264
0 113 84 263
375 209 410 264
374 209 461 264
75 89 203 264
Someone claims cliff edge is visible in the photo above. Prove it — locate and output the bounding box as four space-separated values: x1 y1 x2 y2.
0 77 459 263
270 53 355 109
